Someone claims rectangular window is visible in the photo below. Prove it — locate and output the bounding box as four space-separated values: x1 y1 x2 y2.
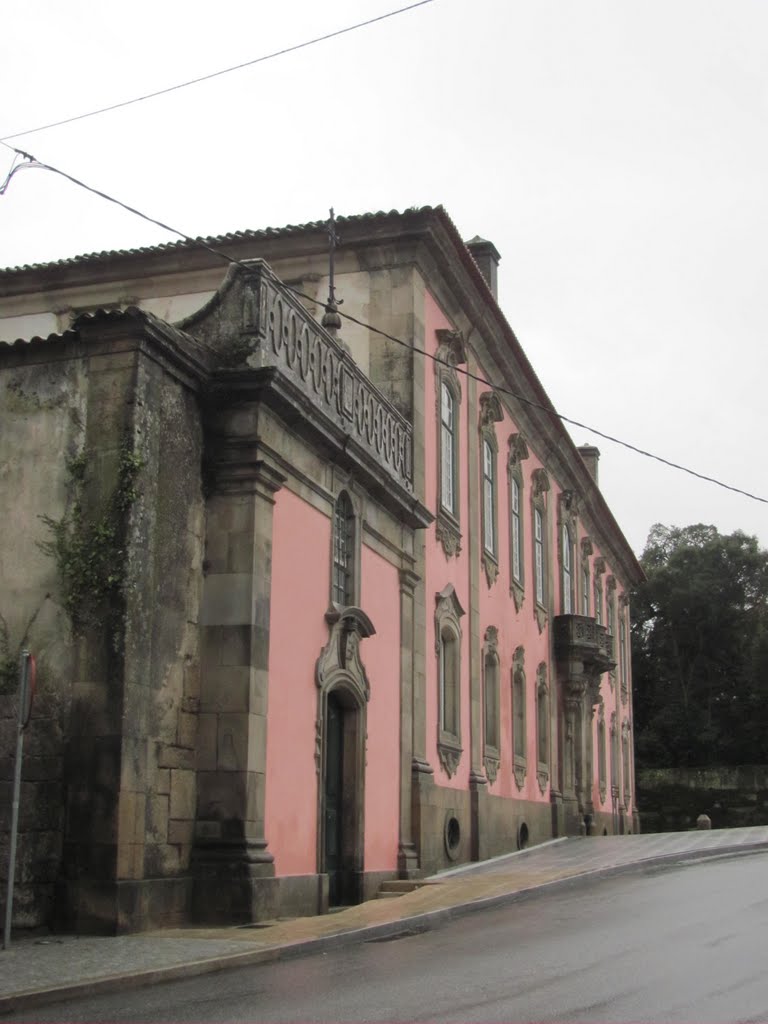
582 566 590 616
594 582 603 625
440 383 456 515
562 524 573 614
482 439 496 556
534 509 544 605
511 478 522 582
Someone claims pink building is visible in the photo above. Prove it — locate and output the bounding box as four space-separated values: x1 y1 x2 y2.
0 207 643 932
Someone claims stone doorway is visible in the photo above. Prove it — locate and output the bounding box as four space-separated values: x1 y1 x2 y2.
323 689 363 906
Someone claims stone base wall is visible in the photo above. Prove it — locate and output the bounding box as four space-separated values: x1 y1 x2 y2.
475 791 554 859
638 766 768 833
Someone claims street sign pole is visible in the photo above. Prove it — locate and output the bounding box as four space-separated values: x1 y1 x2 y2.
3 650 33 951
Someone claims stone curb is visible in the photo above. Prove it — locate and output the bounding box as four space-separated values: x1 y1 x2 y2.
2 840 767 1016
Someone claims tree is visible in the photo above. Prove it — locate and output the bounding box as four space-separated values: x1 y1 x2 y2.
631 524 768 768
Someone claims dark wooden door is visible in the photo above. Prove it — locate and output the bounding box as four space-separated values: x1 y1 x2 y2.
324 693 344 905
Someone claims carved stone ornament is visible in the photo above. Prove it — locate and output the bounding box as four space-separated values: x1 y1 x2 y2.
559 488 580 527
438 743 462 778
507 432 530 469
513 760 527 791
510 579 525 613
581 536 594 558
619 591 630 609
478 391 504 427
531 467 550 498
316 606 376 704
484 755 500 784
594 556 607 577
606 574 617 593
435 328 467 399
436 515 462 559
534 604 547 634
482 550 499 588
485 624 499 649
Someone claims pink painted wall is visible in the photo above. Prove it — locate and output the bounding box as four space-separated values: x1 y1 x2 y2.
265 488 330 876
360 545 401 870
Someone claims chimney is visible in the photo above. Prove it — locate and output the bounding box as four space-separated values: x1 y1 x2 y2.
578 445 600 486
466 236 501 301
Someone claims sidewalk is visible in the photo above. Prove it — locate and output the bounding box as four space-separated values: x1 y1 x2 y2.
2 826 767 1015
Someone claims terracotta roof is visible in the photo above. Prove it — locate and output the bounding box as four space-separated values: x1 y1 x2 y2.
0 206 444 275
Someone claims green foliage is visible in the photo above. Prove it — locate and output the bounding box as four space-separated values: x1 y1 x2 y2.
632 524 768 769
40 440 144 644
0 603 47 694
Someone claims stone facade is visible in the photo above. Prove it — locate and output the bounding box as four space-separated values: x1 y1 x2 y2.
0 207 643 933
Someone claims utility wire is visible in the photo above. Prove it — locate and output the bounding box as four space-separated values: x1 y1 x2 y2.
0 0 436 143
2 144 766 508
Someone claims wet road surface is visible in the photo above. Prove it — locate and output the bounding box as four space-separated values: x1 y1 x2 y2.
7 849 768 1023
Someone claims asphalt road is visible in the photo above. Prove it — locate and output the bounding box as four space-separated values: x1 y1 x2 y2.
8 850 768 1023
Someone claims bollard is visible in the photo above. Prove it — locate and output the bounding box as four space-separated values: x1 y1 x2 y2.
696 813 712 830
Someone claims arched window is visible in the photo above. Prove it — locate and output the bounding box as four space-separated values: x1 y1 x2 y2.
434 329 466 560
332 491 355 606
482 439 496 557
435 584 464 777
622 720 632 805
507 433 529 613
440 382 458 516
512 646 527 789
536 662 549 793
534 509 545 605
531 469 550 633
597 705 607 804
482 627 500 783
562 523 574 614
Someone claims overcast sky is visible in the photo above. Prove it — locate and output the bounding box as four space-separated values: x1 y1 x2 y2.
1 0 765 556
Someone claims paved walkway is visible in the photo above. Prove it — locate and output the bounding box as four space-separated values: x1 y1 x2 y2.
2 827 767 1015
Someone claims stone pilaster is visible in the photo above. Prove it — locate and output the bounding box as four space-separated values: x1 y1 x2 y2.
192 454 285 924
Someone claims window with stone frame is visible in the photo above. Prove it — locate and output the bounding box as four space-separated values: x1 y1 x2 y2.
435 584 465 777
530 469 550 633
558 490 579 617
482 626 500 783
434 329 466 559
619 594 630 705
580 537 593 617
597 702 607 804
478 392 503 587
593 556 606 626
535 661 549 794
512 645 527 789
610 710 619 799
606 575 617 690
332 490 357 606
507 433 529 613
621 719 632 805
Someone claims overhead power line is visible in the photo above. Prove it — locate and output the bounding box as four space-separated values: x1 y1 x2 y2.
0 0 436 143
1 144 766 509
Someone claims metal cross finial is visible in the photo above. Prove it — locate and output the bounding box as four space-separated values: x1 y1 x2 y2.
322 207 343 333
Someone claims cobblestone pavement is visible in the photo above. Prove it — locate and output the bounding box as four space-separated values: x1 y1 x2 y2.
2 827 767 1015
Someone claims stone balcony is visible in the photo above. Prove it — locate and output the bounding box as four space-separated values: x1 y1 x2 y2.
553 614 615 676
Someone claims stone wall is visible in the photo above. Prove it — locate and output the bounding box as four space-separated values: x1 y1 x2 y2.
638 766 768 832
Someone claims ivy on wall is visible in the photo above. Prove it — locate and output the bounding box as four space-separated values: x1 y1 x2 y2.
39 439 144 648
